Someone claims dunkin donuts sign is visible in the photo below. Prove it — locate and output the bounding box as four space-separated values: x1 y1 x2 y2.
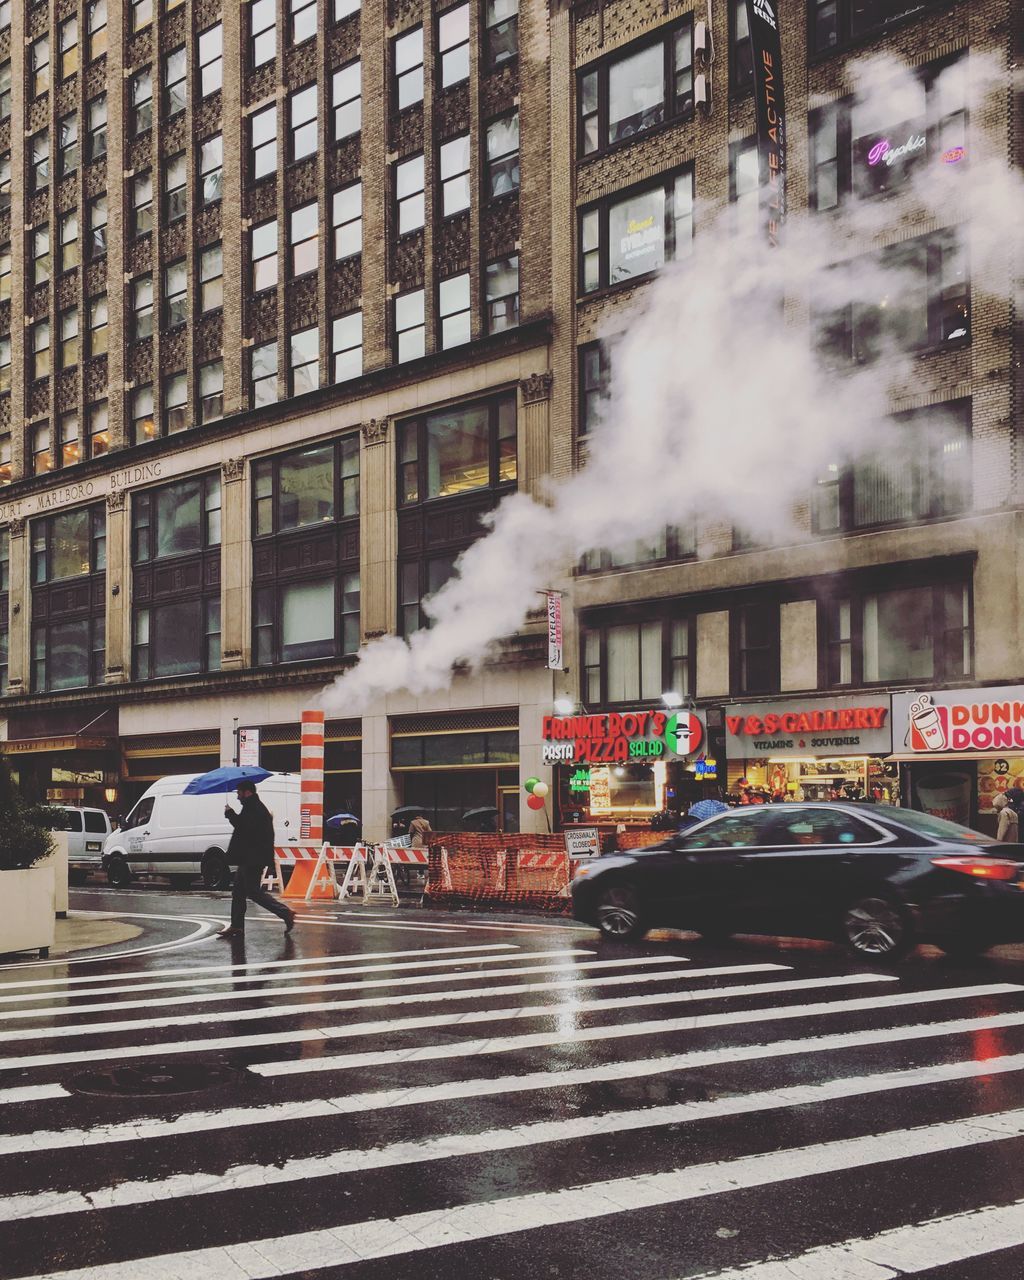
893 687 1024 754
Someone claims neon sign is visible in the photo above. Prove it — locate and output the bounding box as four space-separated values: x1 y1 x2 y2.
867 133 926 167
941 146 965 164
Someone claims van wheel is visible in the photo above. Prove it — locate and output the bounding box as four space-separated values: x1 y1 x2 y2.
169 874 193 890
201 849 231 890
107 857 132 888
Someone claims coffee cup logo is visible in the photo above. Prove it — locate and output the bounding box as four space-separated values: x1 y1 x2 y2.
906 694 947 752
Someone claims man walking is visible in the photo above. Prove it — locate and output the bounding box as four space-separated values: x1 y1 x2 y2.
219 781 294 938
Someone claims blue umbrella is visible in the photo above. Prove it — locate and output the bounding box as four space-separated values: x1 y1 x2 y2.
183 765 272 795
687 799 730 822
326 813 360 829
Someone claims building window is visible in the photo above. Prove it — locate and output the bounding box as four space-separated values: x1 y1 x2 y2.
198 360 223 424
486 113 519 199
31 421 53 475
59 307 79 368
398 556 459 635
86 95 107 160
30 506 107 692
578 340 611 436
579 21 693 157
132 172 153 237
59 17 79 79
0 61 8 121
164 372 188 434
438 273 471 349
31 36 50 97
32 224 51 287
199 134 223 206
290 202 319 277
251 218 278 291
393 27 424 111
580 526 694 574
163 260 187 329
398 392 516 504
131 67 153 135
163 47 186 118
729 137 760 233
0 244 8 302
290 84 318 160
581 617 691 705
31 319 50 381
251 103 277 179
132 0 153 32
438 4 469 88
0 336 9 394
394 289 425 363
199 243 223 312
59 210 79 274
291 0 317 44
164 152 187 223
32 506 106 584
251 341 278 407
439 135 470 216
332 183 361 259
30 128 49 193
332 311 362 381
732 601 779 695
485 0 518 68
395 154 425 234
290 325 320 394
87 400 109 458
731 0 754 91
131 383 156 443
198 24 223 97
0 435 9 485
0 153 9 212
580 169 693 293
485 256 519 333
254 437 359 534
87 294 108 358
57 414 80 469
86 0 107 60
332 61 361 140
811 0 934 53
251 0 276 66
87 194 107 259
59 113 78 175
335 0 360 18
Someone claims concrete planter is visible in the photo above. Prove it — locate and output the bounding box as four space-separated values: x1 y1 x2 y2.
0 866 56 958
39 830 69 918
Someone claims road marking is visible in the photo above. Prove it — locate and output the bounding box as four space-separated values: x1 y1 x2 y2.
0 914 219 972
284 916 472 934
6 1051 1024 1221
0 954 743 1021
8 1003 1024 1157
20 1104 1024 1279
0 942 521 993
0 972 892 1050
695 1196 1024 1279
0 1082 69 1106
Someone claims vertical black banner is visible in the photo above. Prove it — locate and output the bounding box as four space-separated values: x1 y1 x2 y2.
744 0 786 245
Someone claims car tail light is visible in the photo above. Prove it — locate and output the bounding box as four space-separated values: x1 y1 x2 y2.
931 855 1020 881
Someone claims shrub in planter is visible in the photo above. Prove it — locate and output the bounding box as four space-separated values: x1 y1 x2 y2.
0 758 56 871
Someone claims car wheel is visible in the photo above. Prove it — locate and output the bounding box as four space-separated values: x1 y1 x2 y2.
596 884 645 942
842 893 913 960
106 857 132 888
169 874 193 890
201 849 231 890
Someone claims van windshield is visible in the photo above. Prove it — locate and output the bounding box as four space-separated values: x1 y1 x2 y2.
124 796 154 830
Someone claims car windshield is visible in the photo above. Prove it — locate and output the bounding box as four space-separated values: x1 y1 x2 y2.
881 805 993 843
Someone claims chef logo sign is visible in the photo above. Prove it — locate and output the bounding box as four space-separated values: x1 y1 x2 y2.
541 710 704 765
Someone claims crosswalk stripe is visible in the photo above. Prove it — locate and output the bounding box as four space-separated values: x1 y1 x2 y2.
6 999 1024 1159
0 1083 69 1106
692 1196 1024 1279
19 1103 1024 1280
0 942 520 993
0 953 722 1021
6 1050 1024 1222
285 916 476 934
250 980 1022 1079
0 972 896 1062
0 963 808 1043
311 912 595 933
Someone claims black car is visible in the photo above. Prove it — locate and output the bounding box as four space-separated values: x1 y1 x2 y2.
571 802 1024 960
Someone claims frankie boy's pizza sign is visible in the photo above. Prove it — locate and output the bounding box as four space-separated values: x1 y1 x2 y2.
541 710 705 765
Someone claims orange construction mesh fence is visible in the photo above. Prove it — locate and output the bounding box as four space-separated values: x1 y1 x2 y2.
424 833 578 913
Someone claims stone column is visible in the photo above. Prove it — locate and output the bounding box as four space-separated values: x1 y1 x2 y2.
103 492 129 683
519 372 554 499
220 457 249 670
359 419 396 637
360 709 401 846
6 519 29 694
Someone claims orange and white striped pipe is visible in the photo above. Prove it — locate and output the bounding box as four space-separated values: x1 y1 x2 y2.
299 709 325 843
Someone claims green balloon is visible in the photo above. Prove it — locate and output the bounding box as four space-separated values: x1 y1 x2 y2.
524 776 540 794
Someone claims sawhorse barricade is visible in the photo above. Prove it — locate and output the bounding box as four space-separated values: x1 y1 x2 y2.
262 844 360 901
337 843 401 907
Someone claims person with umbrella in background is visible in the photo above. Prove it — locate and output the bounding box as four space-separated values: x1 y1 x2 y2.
221 780 294 938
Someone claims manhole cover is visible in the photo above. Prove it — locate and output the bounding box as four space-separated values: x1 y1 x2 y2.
69 1062 236 1097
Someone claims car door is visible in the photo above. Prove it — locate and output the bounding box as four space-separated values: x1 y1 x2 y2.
663 809 781 931
82 810 109 868
61 809 85 862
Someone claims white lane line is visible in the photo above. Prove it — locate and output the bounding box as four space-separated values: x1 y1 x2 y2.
286 917 471 935
0 948 607 1009
0 1082 69 1106
7 1051 1024 1222
696 1196 1024 1279
8 1006 1024 1158
0 942 520 993
0 914 219 973
21 1105 1024 1279
0 972 888 1051
0 953 724 1020
0 963 793 1041
307 912 594 933
252 981 1022 1079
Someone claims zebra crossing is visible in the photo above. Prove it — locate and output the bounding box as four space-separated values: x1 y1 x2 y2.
3 926 1024 1278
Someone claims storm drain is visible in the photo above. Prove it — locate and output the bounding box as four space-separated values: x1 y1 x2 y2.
69 1062 237 1097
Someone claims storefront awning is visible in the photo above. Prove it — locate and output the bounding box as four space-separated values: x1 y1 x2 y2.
0 736 116 755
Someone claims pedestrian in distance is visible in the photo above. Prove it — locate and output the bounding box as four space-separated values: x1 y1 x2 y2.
993 791 1019 843
409 812 433 848
219 781 295 938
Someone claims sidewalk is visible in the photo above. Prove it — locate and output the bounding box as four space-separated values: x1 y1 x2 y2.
50 912 143 959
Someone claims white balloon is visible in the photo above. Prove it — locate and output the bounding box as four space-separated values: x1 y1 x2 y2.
532 781 549 798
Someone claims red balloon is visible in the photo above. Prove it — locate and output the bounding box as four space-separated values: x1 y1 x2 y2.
527 793 546 810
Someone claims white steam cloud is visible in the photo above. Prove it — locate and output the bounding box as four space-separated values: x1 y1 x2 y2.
322 52 1024 716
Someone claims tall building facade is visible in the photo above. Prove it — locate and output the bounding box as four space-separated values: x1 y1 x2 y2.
0 0 1019 845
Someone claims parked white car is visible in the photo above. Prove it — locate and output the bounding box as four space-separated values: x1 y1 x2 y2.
101 773 303 889
52 806 114 883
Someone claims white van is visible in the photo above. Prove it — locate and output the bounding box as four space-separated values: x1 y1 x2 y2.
101 773 303 889
52 807 114 881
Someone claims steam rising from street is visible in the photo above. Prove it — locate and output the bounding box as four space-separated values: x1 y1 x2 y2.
321 54 1024 715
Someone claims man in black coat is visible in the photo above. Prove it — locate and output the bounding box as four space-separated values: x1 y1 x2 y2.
220 782 295 938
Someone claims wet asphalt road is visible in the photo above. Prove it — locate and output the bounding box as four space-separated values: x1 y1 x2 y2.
3 886 1024 1278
